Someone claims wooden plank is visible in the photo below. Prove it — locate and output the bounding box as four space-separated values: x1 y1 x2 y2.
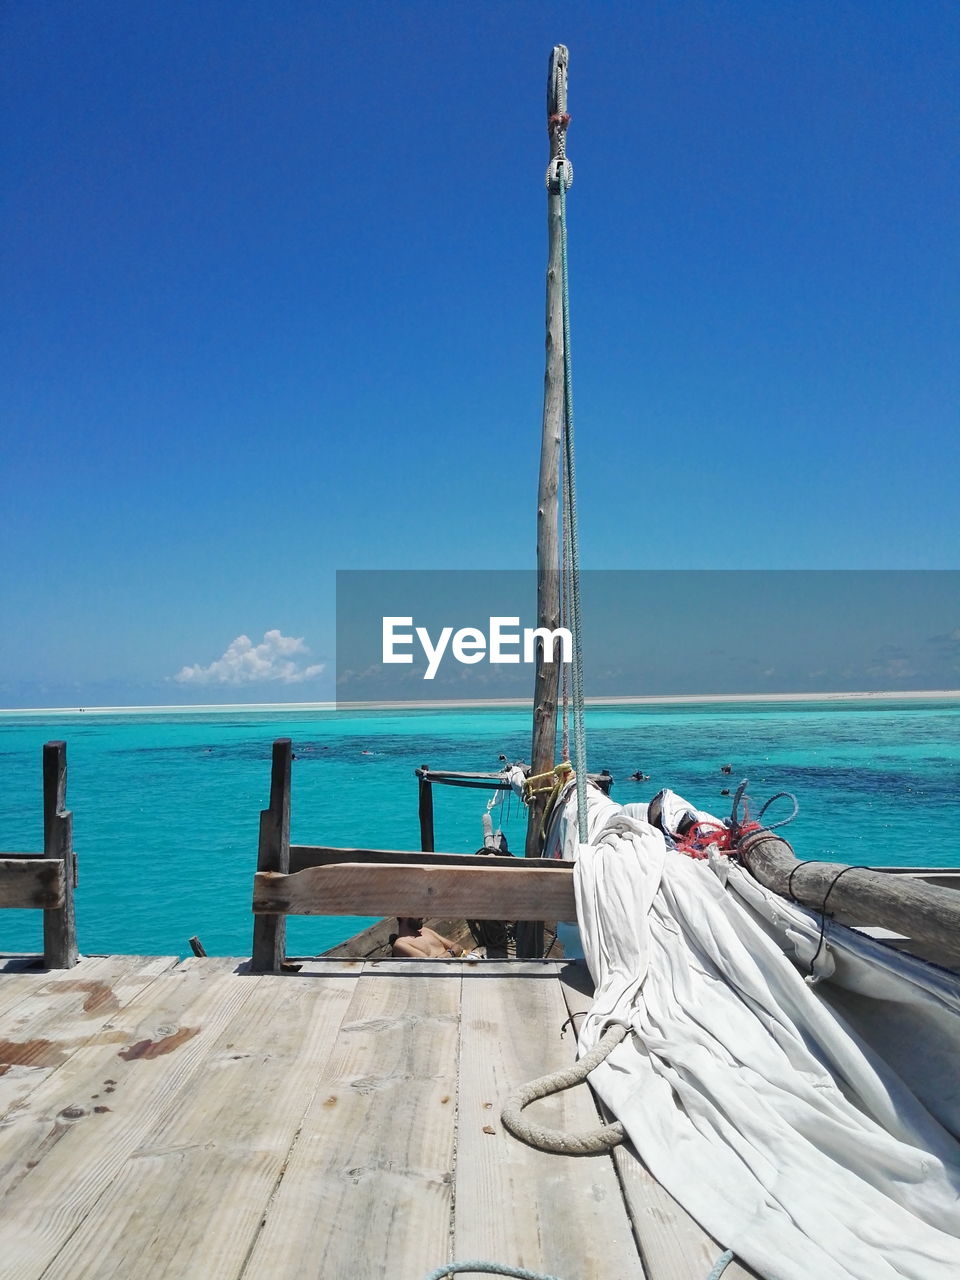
0 955 141 1020
291 844 575 873
0 964 261 1278
455 962 642 1278
242 962 461 1280
739 832 960 965
0 956 45 974
42 741 78 968
251 739 291 973
0 956 179 1118
0 859 64 910
172 956 251 974
556 963 759 1280
0 969 60 1019
279 957 367 975
41 969 360 1280
254 861 577 921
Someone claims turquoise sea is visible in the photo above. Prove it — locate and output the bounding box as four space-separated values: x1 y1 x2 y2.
1 699 958 959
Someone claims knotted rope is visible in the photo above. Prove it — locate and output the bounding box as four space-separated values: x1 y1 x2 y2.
501 1024 627 1154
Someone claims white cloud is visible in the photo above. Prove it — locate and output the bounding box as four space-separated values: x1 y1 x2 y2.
174 630 325 685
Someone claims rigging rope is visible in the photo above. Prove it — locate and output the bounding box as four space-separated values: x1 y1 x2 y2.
556 150 588 844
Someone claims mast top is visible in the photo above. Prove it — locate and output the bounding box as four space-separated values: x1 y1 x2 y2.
548 45 569 118
546 46 572 189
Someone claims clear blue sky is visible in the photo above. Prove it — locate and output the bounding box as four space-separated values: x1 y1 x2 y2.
2 2 957 706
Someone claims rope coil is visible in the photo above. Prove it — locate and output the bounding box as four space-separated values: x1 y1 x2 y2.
675 782 799 860
501 1024 627 1154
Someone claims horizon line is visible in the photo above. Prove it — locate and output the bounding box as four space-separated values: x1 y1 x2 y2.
2 689 959 716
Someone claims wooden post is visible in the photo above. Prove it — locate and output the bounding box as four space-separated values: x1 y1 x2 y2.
417 765 435 852
519 45 569 957
251 739 292 973
738 831 960 967
42 741 78 968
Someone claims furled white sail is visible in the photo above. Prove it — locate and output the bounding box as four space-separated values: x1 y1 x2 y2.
557 785 960 1280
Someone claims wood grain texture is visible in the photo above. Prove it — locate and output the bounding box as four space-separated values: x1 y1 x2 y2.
42 741 77 968
290 844 576 873
0 972 49 1019
418 763 435 851
253 861 576 921
455 960 643 1279
251 739 291 973
739 833 960 966
41 969 359 1280
0 962 259 1279
557 963 759 1280
0 858 64 910
526 44 570 864
242 962 461 1280
0 956 121 1019
0 955 178 1119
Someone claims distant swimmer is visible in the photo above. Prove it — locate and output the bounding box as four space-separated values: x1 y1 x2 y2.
721 764 733 775
630 770 650 782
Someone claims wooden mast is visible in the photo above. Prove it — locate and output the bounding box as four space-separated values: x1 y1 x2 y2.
518 46 569 955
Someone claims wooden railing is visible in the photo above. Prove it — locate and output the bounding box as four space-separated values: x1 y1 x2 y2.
0 741 78 968
414 763 612 852
251 739 575 972
252 740 960 975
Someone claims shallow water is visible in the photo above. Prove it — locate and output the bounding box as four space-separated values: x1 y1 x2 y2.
1 699 957 958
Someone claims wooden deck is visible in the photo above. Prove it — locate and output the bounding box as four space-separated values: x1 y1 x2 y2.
0 955 754 1280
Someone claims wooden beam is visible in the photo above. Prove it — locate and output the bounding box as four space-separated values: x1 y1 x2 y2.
420 769 518 780
0 858 65 910
738 832 960 967
290 845 575 874
251 739 292 973
417 763 435 852
253 861 577 922
42 741 77 968
418 776 514 792
416 770 610 793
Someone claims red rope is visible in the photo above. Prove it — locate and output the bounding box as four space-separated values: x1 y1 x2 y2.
675 819 761 860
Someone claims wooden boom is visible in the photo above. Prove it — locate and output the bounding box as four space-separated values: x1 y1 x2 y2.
738 831 960 967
